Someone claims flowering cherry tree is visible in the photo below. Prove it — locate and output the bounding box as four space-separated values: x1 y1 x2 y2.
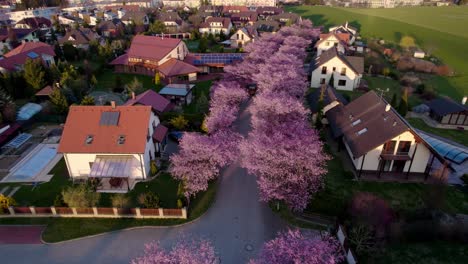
241 121 329 211
132 238 217 264
250 229 343 264
170 130 241 197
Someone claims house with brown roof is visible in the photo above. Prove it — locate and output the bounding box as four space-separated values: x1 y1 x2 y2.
254 20 280 34
323 90 448 182
230 27 258 48
221 6 249 17
426 97 468 126
0 28 39 55
256 6 284 19
58 28 98 49
58 105 165 192
0 42 55 73
110 35 199 82
231 11 258 27
315 32 351 56
121 10 149 26
268 13 301 26
97 20 124 37
157 12 183 33
310 47 364 91
14 17 51 31
199 17 232 35
329 22 358 40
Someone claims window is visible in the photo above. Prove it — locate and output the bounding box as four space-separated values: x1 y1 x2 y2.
382 140 396 154
241 34 244 40
338 80 346 86
236 33 239 39
332 67 336 72
325 41 330 46
321 66 327 74
397 141 411 154
89 162 94 169
356 128 367 136
341 68 347 76
320 78 326 84
351 119 361 126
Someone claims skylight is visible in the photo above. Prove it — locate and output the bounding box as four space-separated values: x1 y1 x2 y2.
27 52 39 59
356 128 368 136
351 119 361 126
117 135 126 145
85 135 93 145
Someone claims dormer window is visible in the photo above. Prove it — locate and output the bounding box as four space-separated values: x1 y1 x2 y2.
85 135 94 145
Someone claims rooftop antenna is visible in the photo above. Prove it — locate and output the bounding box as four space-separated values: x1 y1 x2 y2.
376 88 389 102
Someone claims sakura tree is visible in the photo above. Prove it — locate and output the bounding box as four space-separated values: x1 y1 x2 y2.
241 120 329 211
170 130 241 197
132 238 217 264
250 229 343 264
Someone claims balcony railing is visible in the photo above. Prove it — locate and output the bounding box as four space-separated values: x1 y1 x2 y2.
380 151 411 161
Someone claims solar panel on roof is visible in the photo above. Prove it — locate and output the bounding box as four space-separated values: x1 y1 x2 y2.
99 111 120 126
27 52 39 59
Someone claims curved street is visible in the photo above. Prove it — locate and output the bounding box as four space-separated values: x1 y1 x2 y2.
0 104 288 264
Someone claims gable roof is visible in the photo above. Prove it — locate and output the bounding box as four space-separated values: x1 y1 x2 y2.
312 47 364 74
254 20 280 33
256 7 284 16
16 17 51 29
158 58 200 77
200 17 232 29
0 28 35 41
158 12 182 25
58 105 152 154
231 27 258 40
316 32 350 47
35 85 55 96
0 42 55 71
222 6 249 15
4 42 54 57
97 20 121 31
427 97 468 116
121 10 147 23
127 35 181 62
231 11 258 23
58 28 96 45
124 89 173 113
307 85 348 113
326 91 411 158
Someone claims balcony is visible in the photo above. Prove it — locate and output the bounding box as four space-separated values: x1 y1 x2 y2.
380 151 411 161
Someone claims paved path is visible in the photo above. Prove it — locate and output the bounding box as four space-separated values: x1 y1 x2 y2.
0 104 288 264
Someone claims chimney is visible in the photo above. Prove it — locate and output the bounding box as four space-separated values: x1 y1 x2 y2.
111 101 116 109
385 104 391 112
463 96 467 105
131 92 136 100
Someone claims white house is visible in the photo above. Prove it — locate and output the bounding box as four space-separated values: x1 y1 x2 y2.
58 105 163 193
230 27 258 48
310 48 364 91
315 32 350 56
162 0 201 8
199 17 232 36
0 42 55 73
328 22 358 44
7 7 59 23
324 90 448 182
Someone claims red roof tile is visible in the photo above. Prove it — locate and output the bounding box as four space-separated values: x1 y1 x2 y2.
152 124 168 143
58 106 152 154
127 35 181 62
35 85 54 96
124 89 173 113
158 58 200 77
0 42 55 72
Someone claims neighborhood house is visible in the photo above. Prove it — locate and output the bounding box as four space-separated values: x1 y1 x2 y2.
58 105 162 193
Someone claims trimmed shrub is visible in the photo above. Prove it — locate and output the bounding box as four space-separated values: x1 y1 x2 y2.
61 184 101 208
111 194 130 208
138 192 160 208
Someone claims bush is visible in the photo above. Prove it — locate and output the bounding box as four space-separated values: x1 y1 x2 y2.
111 194 130 208
53 194 65 207
177 198 184 209
170 115 189 130
138 192 160 208
61 184 101 208
0 194 16 213
150 160 158 176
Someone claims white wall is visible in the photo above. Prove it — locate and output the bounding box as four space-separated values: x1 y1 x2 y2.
346 131 432 173
311 57 361 91
158 41 189 66
199 22 232 36
230 29 253 48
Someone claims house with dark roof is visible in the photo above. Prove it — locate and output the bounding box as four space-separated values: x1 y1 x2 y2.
0 42 55 73
157 12 183 33
221 6 249 17
315 32 351 56
230 11 258 27
229 27 258 48
58 28 98 49
310 47 364 91
426 97 468 126
14 17 52 31
268 13 301 26
58 105 164 192
159 83 195 106
254 20 280 34
110 35 199 82
323 91 449 182
124 90 173 114
0 28 39 55
256 6 284 19
121 10 149 26
97 20 124 37
199 17 233 35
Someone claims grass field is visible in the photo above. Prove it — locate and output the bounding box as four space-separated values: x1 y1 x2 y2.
94 69 156 92
407 118 468 146
287 6 468 100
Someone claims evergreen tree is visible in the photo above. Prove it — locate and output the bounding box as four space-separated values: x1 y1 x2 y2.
196 92 209 114
80 95 95 105
390 93 397 108
24 59 46 90
49 88 69 114
398 88 408 117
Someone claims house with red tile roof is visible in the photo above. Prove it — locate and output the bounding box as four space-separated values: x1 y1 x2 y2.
221 5 249 16
0 28 40 55
0 42 55 73
315 32 352 56
110 35 199 82
124 90 174 114
231 11 258 27
199 17 232 35
58 105 167 192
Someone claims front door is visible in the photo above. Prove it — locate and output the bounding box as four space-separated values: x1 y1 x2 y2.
392 160 406 173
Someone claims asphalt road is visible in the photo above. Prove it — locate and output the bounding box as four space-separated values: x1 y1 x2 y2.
0 103 288 264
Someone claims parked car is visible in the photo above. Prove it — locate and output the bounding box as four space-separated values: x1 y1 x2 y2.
169 131 184 143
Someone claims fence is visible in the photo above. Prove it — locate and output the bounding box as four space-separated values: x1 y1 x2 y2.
336 225 358 264
1 206 187 219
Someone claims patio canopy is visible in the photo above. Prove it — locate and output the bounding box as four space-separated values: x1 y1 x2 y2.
89 155 142 178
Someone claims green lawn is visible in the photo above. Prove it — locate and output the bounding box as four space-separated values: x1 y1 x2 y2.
287 6 468 100
306 145 468 217
94 69 156 91
407 118 468 146
374 241 468 264
363 76 422 107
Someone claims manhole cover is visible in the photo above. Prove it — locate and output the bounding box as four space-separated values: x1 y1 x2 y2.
245 244 254 251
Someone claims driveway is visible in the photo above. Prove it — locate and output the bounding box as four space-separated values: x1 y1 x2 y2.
0 103 287 264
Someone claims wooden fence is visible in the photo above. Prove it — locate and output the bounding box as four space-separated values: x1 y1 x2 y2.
1 206 187 219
